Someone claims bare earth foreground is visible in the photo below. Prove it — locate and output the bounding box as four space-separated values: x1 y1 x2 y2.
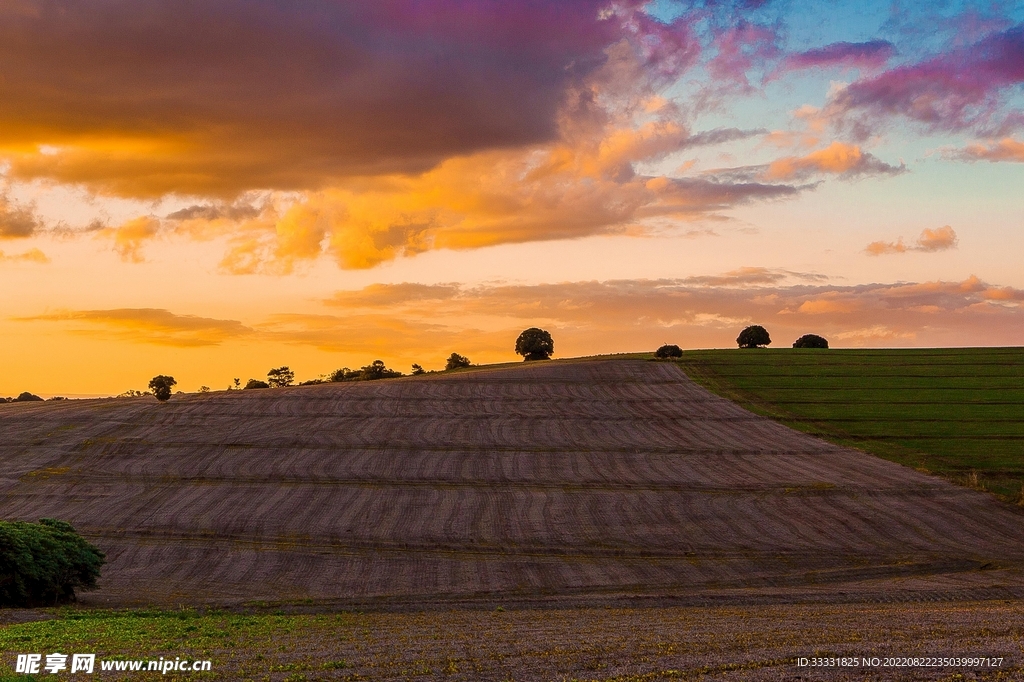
5 602 1024 680
3 358 1024 607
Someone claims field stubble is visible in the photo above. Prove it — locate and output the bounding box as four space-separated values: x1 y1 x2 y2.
2 358 1024 607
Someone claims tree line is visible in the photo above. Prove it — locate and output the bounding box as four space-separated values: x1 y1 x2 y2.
0 392 65 403
733 326 828 349
133 328 557 401
3 325 832 404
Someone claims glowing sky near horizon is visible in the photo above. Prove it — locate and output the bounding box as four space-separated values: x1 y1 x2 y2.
2 0 1023 396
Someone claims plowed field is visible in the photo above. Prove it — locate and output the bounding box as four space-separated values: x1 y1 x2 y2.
2 358 1023 606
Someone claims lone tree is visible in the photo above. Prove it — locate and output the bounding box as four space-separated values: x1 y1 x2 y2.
411 364 426 375
793 333 829 349
148 375 177 401
445 353 471 370
266 366 295 388
737 325 771 349
515 328 554 361
655 344 683 359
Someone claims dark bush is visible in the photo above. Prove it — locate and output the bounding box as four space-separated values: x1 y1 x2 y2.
515 328 554 361
327 367 355 382
411 364 426 375
328 362 402 382
360 360 403 380
737 325 771 349
0 519 105 607
793 334 829 349
445 353 471 370
117 389 148 398
148 375 177 401
244 379 270 389
654 344 683 359
266 366 295 388
14 392 44 402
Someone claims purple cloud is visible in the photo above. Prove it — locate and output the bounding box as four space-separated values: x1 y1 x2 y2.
705 22 782 94
780 40 895 72
828 24 1024 135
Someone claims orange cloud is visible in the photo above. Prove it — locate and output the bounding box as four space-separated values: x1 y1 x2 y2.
261 111 795 271
680 266 828 287
835 325 916 342
796 299 860 314
793 104 828 133
981 286 1024 302
765 141 904 180
259 313 507 360
866 225 958 255
865 238 909 255
100 217 161 263
761 130 820 150
328 283 462 308
953 138 1024 162
16 308 253 346
0 193 41 239
121 117 801 270
916 225 959 252
0 247 48 263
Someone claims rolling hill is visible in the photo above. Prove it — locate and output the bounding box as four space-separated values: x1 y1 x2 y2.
2 358 1023 607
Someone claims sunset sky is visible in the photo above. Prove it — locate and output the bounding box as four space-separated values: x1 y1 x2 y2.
2 0 1023 396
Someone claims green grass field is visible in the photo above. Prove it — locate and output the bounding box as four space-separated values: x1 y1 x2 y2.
675 347 1024 501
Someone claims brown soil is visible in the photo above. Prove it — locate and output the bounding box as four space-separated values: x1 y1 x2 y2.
219 601 1024 681
3 358 1024 607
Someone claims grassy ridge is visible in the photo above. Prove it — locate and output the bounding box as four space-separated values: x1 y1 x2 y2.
675 347 1024 500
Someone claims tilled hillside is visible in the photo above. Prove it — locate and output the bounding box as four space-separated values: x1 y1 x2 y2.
2 359 1023 606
